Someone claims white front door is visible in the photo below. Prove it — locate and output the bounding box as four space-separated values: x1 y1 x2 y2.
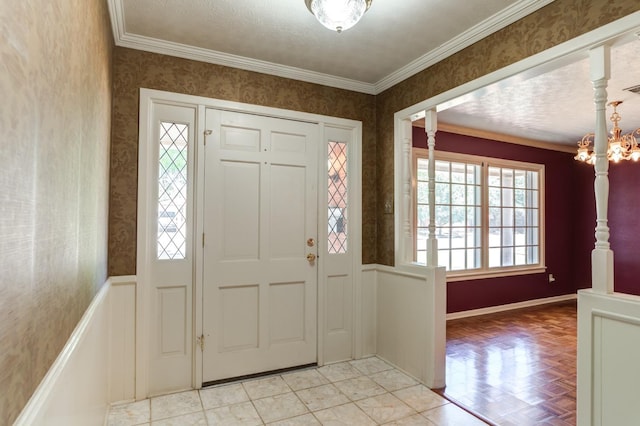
202 109 319 382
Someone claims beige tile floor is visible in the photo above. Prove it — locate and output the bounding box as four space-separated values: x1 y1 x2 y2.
107 357 487 425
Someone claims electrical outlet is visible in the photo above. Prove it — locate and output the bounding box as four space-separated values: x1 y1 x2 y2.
384 197 393 214
548 273 556 283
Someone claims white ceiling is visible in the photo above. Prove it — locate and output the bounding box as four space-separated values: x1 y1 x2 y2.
438 38 640 147
109 0 640 148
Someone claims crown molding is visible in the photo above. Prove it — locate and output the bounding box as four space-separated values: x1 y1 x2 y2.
374 0 556 94
413 121 578 154
107 0 555 95
119 33 378 94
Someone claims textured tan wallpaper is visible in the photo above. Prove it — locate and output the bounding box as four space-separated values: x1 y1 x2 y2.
108 48 378 275
0 0 113 423
375 0 640 266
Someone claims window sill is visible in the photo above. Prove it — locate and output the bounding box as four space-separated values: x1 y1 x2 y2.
446 266 547 282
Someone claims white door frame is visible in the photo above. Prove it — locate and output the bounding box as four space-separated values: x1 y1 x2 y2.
136 88 362 398
391 10 640 399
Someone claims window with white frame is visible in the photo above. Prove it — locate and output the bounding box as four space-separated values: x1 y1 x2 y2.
413 149 544 276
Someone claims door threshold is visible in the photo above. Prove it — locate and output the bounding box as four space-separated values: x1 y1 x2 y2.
203 363 318 388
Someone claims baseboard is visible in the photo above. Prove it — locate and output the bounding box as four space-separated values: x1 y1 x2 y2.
446 293 577 320
14 279 112 426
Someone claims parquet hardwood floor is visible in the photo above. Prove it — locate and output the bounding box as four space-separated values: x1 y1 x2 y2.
442 300 577 425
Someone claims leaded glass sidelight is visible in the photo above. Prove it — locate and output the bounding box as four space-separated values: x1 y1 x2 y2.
328 141 348 254
157 121 188 260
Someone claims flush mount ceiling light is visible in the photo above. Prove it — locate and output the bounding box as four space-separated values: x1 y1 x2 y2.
575 101 640 164
305 0 372 33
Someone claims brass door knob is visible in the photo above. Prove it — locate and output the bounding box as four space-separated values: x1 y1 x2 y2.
306 253 317 262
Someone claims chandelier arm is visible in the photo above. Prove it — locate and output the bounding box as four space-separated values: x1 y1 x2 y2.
575 101 640 163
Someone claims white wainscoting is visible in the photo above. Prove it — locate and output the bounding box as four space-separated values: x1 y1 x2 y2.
360 265 377 357
374 264 446 388
15 276 137 426
577 289 640 426
108 276 137 403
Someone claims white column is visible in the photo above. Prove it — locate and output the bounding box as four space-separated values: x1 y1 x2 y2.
425 110 438 267
401 119 414 263
589 45 614 294
423 109 446 388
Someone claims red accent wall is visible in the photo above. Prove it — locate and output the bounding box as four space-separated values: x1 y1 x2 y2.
609 162 640 295
413 128 595 312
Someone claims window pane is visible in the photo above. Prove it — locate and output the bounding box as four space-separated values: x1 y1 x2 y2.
417 181 429 203
528 171 538 189
435 161 449 182
515 208 526 226
488 187 501 206
467 248 481 269
451 228 465 248
502 227 514 246
515 246 527 265
451 163 466 183
489 208 501 227
488 167 501 186
528 246 539 264
467 228 481 247
502 169 514 187
467 206 480 227
467 186 480 206
413 152 541 272
489 228 501 247
502 247 514 267
435 183 450 204
515 170 526 188
438 249 450 269
437 230 450 248
451 249 466 270
417 205 429 227
502 187 513 206
489 248 501 267
529 189 539 208
467 164 481 184
435 206 450 226
451 184 465 205
158 121 188 260
328 141 348 254
451 206 465 226
417 227 428 242
502 207 514 227
417 158 429 181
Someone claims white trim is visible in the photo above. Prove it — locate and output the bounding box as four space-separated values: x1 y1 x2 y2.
412 148 547 276
394 12 640 120
137 88 363 392
577 289 640 425
351 123 364 359
106 0 553 95
193 104 206 390
374 0 555 93
15 279 112 426
109 276 137 404
394 12 640 268
117 33 377 95
135 93 154 400
446 293 577 320
430 122 578 154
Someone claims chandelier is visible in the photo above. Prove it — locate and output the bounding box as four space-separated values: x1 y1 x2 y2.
305 0 372 33
575 101 640 164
